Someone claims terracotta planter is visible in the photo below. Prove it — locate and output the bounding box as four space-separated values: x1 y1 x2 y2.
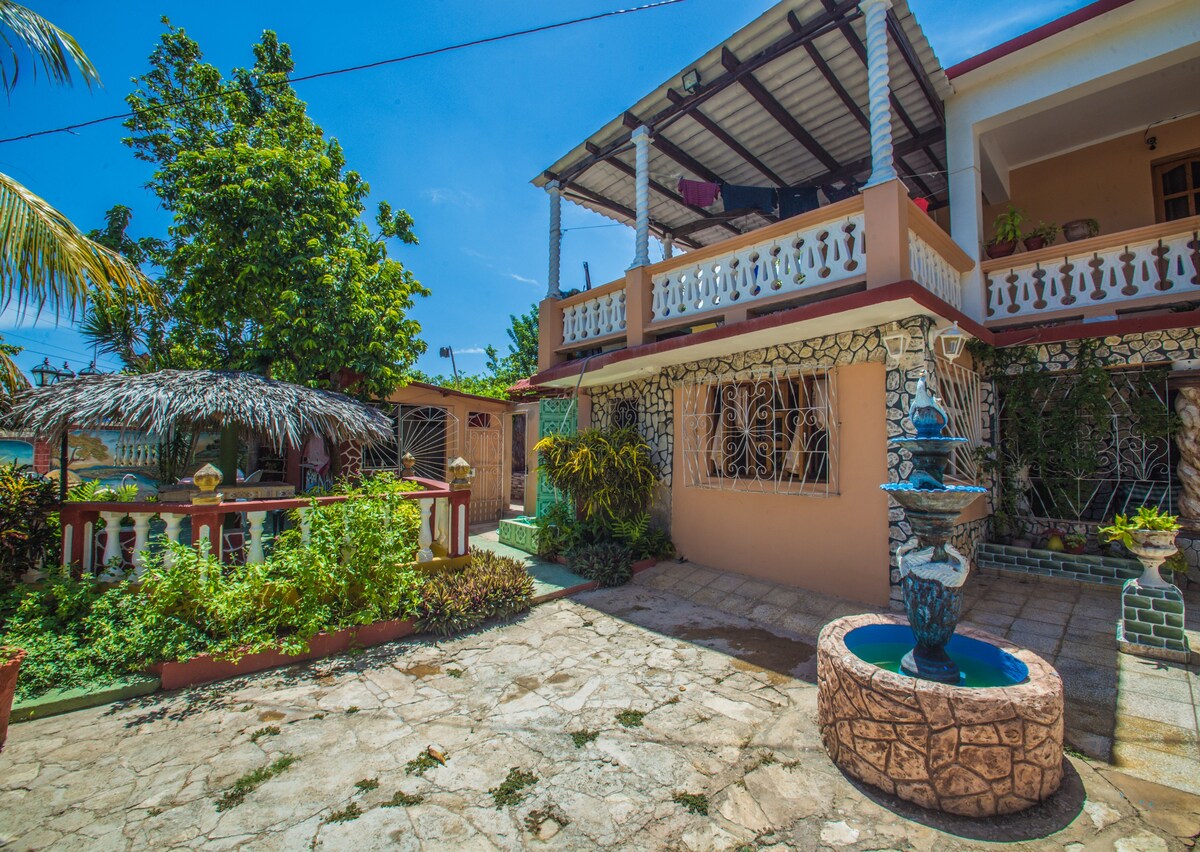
1062 219 1096 242
1023 235 1048 252
1065 543 1086 555
0 648 26 751
985 240 1017 259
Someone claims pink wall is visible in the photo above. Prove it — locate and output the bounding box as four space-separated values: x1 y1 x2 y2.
669 361 892 607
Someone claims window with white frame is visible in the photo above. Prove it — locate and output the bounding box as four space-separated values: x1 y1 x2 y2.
680 367 838 495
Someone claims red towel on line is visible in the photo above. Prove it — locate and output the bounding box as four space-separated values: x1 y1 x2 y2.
679 178 720 207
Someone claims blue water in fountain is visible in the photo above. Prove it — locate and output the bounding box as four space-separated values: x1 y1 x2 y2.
846 624 1029 688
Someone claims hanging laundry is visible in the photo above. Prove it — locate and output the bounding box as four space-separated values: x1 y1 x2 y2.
821 180 860 203
678 178 721 207
721 184 777 215
777 186 820 219
913 197 930 214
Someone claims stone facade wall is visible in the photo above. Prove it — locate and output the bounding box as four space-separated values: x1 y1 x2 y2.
586 315 949 601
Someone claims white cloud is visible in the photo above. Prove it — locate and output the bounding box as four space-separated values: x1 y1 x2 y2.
454 347 486 355
507 272 539 286
423 188 481 208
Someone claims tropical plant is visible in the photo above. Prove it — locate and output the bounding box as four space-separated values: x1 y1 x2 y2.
611 511 674 560
0 464 58 587
0 4 156 394
535 426 657 522
1099 506 1180 549
988 206 1024 246
1025 221 1059 245
118 23 428 398
415 548 534 636
66 479 139 503
567 541 634 588
415 304 539 399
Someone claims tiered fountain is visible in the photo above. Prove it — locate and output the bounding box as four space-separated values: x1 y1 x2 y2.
818 379 1066 817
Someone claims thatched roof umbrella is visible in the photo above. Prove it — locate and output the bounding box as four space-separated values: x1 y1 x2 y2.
9 369 393 491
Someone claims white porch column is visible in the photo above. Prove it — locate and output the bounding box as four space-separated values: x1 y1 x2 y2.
861 0 897 188
547 180 562 298
630 125 652 268
662 232 674 260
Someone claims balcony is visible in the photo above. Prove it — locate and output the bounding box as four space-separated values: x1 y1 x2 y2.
545 186 975 362
982 216 1200 325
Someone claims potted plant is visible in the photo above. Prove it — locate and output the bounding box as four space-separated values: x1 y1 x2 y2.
1062 218 1099 242
1063 533 1087 554
1045 527 1066 551
1023 221 1059 252
0 646 25 752
1100 506 1181 588
986 206 1024 259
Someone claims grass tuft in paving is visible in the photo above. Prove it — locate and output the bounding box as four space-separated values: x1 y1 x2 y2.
616 709 646 728
672 791 708 816
323 802 362 824
354 778 379 792
489 767 538 808
214 755 299 812
382 790 424 807
248 726 279 743
405 751 440 776
569 728 599 748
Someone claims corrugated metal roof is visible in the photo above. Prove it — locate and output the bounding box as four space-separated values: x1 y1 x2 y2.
533 0 951 248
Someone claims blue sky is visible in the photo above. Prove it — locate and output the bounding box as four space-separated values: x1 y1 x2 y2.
1 0 1088 381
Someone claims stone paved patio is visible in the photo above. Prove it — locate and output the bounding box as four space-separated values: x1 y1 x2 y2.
643 561 1200 796
1 567 1199 850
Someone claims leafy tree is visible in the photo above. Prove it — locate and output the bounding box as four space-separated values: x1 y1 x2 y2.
0 3 155 393
121 22 428 397
484 304 539 386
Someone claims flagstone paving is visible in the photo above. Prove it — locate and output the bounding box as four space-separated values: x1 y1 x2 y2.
1 572 1199 850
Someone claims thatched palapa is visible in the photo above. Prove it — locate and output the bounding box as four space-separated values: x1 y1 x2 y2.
9 369 392 449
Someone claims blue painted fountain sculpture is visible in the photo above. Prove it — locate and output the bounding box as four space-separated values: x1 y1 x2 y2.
880 378 987 684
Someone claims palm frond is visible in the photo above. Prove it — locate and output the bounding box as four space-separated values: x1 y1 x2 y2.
0 344 28 396
0 172 158 320
0 0 99 92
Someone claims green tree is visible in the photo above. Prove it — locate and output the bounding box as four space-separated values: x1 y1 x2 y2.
484 304 539 386
0 2 155 392
121 22 428 397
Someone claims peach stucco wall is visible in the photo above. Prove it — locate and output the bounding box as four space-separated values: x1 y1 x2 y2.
983 115 1200 240
669 361 892 607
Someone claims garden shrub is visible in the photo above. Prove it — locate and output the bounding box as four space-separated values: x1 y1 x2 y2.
535 426 657 523
568 541 634 588
415 547 534 636
0 579 206 700
611 512 674 561
0 464 59 589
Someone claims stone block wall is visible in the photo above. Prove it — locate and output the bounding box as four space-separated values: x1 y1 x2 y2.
1119 582 1190 661
976 543 1141 587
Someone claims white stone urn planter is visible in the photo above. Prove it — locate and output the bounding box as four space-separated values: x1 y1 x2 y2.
1124 528 1179 588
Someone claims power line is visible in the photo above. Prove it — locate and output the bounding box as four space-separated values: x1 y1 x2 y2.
0 0 691 146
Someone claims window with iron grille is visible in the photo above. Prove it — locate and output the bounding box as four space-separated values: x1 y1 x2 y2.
680 367 838 495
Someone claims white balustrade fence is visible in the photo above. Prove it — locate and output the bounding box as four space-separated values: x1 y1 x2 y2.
986 224 1200 320
650 213 866 323
561 288 627 346
909 230 963 309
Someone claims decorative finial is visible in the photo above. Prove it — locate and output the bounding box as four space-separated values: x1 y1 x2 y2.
401 452 416 477
448 457 472 491
191 463 223 505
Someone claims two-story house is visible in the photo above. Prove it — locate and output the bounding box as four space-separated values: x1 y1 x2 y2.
527 0 1200 610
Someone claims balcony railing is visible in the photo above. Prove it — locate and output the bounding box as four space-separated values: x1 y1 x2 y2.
560 278 626 346
544 184 975 363
58 475 470 581
983 216 1200 323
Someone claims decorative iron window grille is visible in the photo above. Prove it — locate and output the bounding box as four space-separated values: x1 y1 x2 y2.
611 398 639 430
933 355 983 482
680 367 838 495
362 404 458 480
995 366 1176 523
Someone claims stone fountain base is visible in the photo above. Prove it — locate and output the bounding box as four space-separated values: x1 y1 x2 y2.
818 613 1064 817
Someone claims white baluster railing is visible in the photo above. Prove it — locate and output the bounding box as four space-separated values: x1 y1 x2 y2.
246 511 268 564
416 497 434 562
561 287 627 346
984 220 1200 320
909 230 963 309
650 212 866 323
129 512 153 578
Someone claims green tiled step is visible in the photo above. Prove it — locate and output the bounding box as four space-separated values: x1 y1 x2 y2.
11 675 160 723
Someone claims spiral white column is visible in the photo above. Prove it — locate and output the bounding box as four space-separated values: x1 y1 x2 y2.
631 125 652 268
662 233 674 260
547 180 562 298
861 0 897 187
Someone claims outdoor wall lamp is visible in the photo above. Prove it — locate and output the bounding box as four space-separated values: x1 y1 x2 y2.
930 323 966 362
682 68 702 94
882 328 911 364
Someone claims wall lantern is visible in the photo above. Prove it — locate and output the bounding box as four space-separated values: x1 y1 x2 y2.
681 68 702 94
882 328 910 364
932 323 966 362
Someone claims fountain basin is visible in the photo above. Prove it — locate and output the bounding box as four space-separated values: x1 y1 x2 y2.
818 613 1064 817
880 483 987 515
